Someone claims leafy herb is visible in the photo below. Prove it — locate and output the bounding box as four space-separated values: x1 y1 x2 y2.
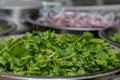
0 31 119 76
109 32 120 43
0 27 3 33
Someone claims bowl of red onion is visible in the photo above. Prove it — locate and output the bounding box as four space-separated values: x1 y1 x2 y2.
26 5 120 37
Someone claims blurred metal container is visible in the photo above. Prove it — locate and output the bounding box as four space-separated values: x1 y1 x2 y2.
0 17 16 36
107 74 120 80
26 5 120 37
0 0 41 33
99 26 120 48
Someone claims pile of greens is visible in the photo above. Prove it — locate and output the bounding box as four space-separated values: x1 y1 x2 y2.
109 32 120 43
0 27 3 33
0 20 8 33
0 31 119 76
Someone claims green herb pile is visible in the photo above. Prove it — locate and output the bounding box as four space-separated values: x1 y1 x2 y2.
0 20 9 33
0 27 3 33
0 31 119 76
109 32 120 43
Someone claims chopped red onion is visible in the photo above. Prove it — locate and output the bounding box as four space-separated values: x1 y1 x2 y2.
37 11 118 28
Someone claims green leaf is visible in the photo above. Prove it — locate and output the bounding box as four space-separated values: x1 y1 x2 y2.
10 45 29 58
77 69 86 75
0 56 6 65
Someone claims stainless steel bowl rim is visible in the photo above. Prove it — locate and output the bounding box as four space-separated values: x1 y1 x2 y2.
0 67 119 80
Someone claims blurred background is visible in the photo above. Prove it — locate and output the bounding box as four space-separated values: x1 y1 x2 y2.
0 0 120 34
0 0 119 80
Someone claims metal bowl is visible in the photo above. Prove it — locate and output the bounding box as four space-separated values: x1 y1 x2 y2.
0 0 41 21
26 5 120 37
0 0 41 33
99 26 120 48
0 34 119 80
27 16 101 37
0 18 16 36
107 74 120 80
27 19 100 37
